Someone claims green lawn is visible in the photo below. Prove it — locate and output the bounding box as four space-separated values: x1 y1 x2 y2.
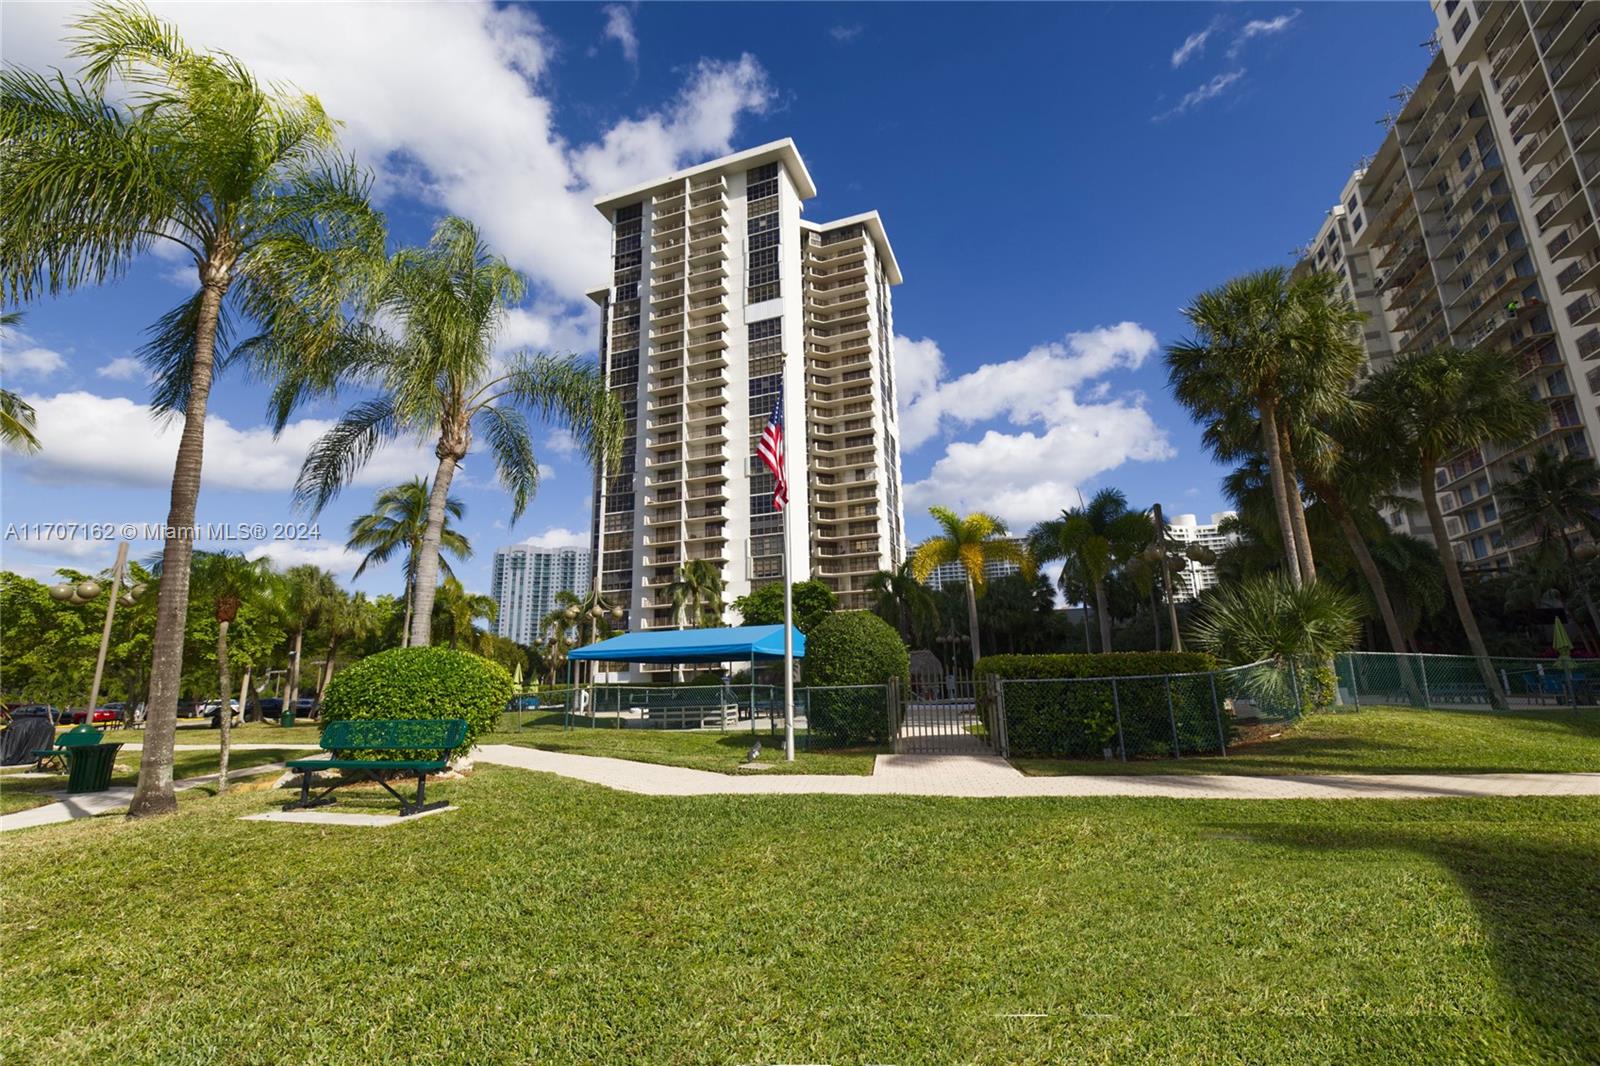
1015 704 1600 777
95 721 324 746
0 768 1595 1063
486 710 881 775
0 748 302 815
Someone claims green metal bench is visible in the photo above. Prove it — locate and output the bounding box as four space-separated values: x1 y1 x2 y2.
284 718 468 817
31 724 104 772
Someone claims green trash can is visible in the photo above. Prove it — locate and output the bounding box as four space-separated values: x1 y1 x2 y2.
281 709 296 729
66 742 123 793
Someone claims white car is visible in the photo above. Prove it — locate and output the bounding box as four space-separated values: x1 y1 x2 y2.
198 699 243 725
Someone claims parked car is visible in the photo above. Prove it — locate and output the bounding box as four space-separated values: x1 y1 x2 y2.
176 698 200 718
3 704 62 724
199 699 243 726
59 706 124 726
256 698 284 717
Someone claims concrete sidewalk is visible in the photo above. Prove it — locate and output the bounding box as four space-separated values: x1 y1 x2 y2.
473 744 1600 800
0 761 289 832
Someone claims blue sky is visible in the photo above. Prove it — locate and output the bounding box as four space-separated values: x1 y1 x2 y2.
0 1 1436 599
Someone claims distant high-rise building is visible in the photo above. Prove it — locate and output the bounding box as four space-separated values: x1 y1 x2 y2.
1164 512 1237 601
490 545 591 646
588 138 906 677
923 540 1026 592
1297 0 1600 570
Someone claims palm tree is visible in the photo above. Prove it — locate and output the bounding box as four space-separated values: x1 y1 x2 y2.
1 4 385 817
866 561 938 647
315 591 381 704
1167 269 1363 587
186 551 270 791
909 507 1034 670
433 577 497 650
668 560 725 628
346 478 471 647
1363 347 1543 707
279 565 338 717
1499 448 1600 641
287 216 622 647
0 310 41 454
1027 490 1149 653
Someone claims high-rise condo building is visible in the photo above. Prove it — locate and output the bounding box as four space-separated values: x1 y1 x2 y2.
587 140 905 671
490 545 591 646
1298 0 1600 570
1163 512 1238 601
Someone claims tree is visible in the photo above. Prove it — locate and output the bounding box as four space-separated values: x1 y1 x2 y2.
0 311 41 453
1 3 385 817
1189 573 1362 670
433 576 497 650
1167 269 1361 587
732 579 838 635
1027 489 1150 653
909 506 1034 670
1362 347 1543 707
315 590 381 703
346 477 471 647
864 562 937 647
288 215 622 647
186 552 270 791
1498 448 1600 641
279 565 337 717
668 560 725 628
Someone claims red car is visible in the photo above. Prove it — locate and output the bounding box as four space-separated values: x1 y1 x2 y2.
58 706 125 726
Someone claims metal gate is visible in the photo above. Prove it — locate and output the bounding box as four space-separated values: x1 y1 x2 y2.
889 671 1007 756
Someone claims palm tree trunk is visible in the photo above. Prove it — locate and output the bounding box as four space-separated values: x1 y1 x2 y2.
317 635 340 704
400 576 413 649
1093 579 1112 653
409 454 459 647
1279 426 1317 583
1258 395 1303 587
286 627 304 720
1149 584 1162 650
129 275 227 820
215 619 232 794
964 573 982 670
1420 458 1506 709
1330 498 1421 704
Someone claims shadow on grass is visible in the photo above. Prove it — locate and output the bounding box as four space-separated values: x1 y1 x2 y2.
1233 818 1600 1059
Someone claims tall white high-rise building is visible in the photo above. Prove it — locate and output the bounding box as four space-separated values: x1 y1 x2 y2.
1298 0 1600 570
588 139 905 673
1163 511 1237 601
490 545 591 646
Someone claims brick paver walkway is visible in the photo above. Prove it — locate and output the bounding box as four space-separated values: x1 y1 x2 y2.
473 744 1600 800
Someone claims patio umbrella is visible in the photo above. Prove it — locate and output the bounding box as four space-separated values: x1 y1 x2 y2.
512 662 523 691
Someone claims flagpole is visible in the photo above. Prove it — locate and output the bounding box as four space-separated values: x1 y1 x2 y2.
781 439 796 763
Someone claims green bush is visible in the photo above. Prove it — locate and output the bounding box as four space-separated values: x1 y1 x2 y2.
804 611 906 746
975 651 1216 679
321 646 512 759
975 651 1225 759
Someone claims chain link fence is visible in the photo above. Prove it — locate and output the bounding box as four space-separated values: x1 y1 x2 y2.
996 661 1299 760
1335 651 1600 709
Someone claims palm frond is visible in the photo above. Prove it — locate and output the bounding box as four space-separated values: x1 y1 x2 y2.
477 404 540 524
293 397 399 514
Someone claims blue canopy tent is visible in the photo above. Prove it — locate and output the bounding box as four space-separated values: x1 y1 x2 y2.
565 625 804 732
567 624 805 663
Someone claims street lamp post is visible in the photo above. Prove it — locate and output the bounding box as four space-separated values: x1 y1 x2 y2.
49 540 146 731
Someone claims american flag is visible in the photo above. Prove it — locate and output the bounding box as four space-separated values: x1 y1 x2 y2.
756 383 788 511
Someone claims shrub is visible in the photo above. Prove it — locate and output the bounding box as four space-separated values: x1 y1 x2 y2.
804 611 907 746
731 579 837 634
975 651 1225 759
321 646 512 759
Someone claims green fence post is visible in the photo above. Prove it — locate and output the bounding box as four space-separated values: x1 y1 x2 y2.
1209 671 1227 755
1288 659 1302 718
1110 677 1126 761
1417 653 1432 709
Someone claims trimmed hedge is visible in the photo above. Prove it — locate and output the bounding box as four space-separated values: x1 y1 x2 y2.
804 611 907 746
975 651 1217 680
321 646 512 760
976 651 1227 759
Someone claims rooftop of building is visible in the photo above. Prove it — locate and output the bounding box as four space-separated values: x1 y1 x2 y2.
592 138 817 214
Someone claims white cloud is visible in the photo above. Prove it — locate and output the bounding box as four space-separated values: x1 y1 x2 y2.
245 540 367 578
1 323 66 378
545 428 579 458
1153 69 1246 121
518 527 588 549
897 324 1173 528
1 2 772 309
830 25 863 43
1170 21 1217 67
8 391 437 491
96 357 144 381
1228 10 1300 58
602 4 639 64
